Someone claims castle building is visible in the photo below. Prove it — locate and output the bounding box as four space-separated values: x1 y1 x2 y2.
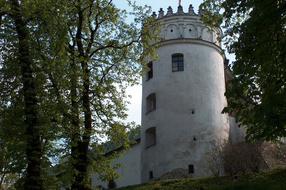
92 3 244 189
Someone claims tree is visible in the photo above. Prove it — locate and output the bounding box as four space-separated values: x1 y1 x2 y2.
1 1 157 189
58 1 157 189
0 88 30 188
202 0 286 141
0 0 69 189
1 1 43 189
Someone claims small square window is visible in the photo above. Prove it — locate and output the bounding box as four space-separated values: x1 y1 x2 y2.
149 171 154 180
172 53 184 72
188 164 194 174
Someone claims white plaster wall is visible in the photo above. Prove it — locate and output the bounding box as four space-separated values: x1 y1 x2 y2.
184 24 198 38
92 143 141 189
91 10 234 189
159 15 221 46
141 25 229 182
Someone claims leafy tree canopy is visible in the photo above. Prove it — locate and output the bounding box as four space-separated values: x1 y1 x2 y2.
202 0 286 141
1 0 158 189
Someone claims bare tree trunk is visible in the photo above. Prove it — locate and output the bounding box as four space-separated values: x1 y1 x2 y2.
9 1 42 189
69 47 85 190
70 61 92 190
70 6 92 188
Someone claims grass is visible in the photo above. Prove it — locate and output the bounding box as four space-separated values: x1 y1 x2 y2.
119 169 286 190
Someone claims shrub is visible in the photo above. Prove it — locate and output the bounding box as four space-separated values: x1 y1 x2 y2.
222 142 266 176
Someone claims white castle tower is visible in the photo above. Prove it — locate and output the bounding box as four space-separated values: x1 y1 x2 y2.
92 3 246 189
140 4 230 182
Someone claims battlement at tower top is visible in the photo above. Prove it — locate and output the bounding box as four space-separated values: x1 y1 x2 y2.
151 4 205 19
150 4 221 47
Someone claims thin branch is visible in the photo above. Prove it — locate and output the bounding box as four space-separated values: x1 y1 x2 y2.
86 0 111 56
34 37 73 122
86 0 97 56
99 63 117 85
75 2 85 57
89 38 140 58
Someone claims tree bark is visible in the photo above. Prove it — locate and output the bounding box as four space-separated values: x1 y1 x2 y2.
71 5 92 189
70 63 92 190
69 46 84 190
9 0 43 189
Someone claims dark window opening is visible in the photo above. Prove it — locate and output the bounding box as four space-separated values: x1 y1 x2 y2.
145 127 156 148
147 61 153 80
172 53 184 72
193 136 197 141
191 109 195 114
149 171 154 180
171 29 173 32
189 29 192 32
146 93 156 113
188 165 194 174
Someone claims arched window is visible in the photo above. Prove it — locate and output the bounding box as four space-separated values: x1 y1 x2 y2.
145 127 156 148
172 53 184 72
146 93 156 113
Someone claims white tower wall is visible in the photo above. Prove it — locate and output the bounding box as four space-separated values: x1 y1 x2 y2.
141 5 229 182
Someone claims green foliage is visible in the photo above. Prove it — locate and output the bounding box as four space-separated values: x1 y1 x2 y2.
222 0 286 141
0 0 70 189
202 0 286 141
200 0 223 27
1 0 158 189
60 0 158 188
89 124 140 183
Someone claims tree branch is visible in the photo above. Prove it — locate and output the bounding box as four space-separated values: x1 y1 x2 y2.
89 38 139 58
75 2 85 57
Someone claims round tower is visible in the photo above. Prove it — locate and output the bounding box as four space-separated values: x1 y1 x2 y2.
140 4 229 182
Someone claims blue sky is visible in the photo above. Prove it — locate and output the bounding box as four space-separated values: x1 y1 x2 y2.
114 0 204 14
